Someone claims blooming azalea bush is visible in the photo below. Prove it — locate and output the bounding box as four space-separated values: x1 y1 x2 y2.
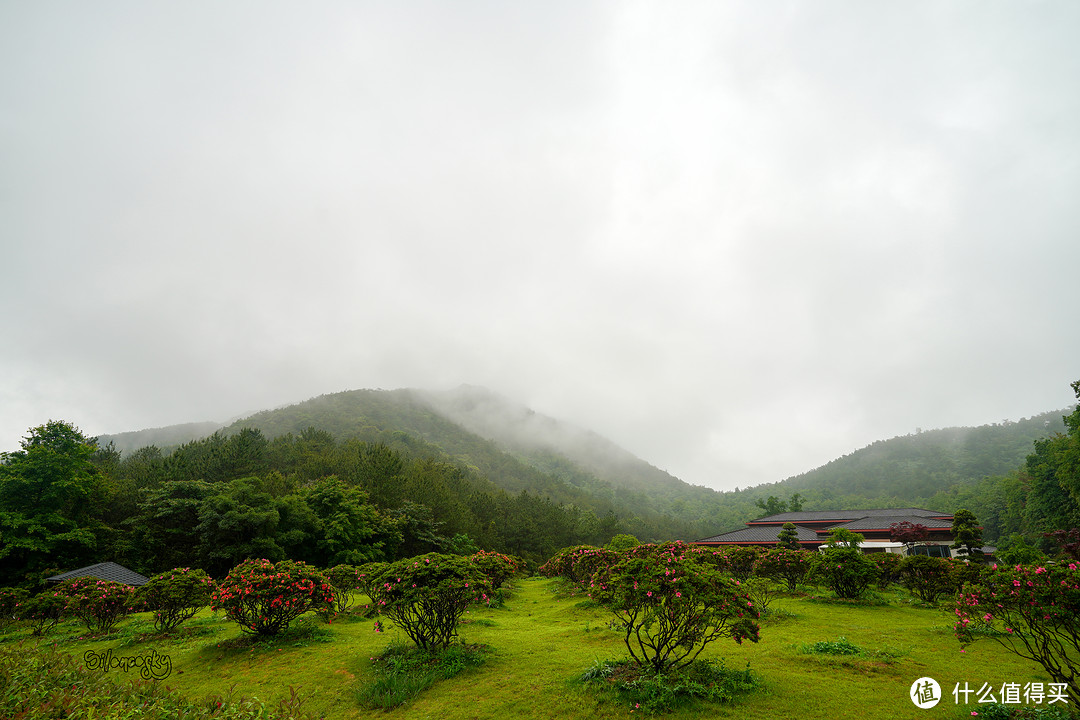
588 542 760 673
210 559 333 636
356 561 388 607
468 550 521 592
369 553 492 651
954 562 1080 706
0 587 28 631
16 590 67 635
539 545 618 585
756 547 811 592
724 546 762 581
868 552 903 588
138 567 215 632
57 577 137 633
949 557 987 588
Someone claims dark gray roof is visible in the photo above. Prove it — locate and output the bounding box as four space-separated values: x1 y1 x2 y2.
747 508 951 524
47 562 150 587
827 515 954 531
698 524 822 544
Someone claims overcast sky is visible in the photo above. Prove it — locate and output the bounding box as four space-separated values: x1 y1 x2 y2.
2 2 1078 492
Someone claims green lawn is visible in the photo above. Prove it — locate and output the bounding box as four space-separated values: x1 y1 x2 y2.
2 578 1069 719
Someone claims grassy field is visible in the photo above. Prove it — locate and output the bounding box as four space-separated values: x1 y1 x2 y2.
1 577 1070 719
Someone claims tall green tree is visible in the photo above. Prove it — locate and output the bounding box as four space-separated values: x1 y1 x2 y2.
754 493 803 516
290 476 401 566
195 478 283 576
0 421 105 586
127 480 214 574
1022 381 1080 543
950 509 984 559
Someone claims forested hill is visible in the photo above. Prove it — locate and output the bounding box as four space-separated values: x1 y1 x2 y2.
95 387 1078 548
413 385 716 500
764 410 1069 504
226 387 723 524
103 421 225 454
97 387 728 547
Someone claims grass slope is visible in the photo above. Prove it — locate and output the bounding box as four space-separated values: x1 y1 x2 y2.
2 578 1064 719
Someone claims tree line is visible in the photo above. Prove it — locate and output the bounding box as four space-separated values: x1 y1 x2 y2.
0 423 631 587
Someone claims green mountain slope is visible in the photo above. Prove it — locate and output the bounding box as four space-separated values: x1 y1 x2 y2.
100 421 225 454
219 388 721 533
768 410 1069 504
412 385 721 505
96 387 1076 546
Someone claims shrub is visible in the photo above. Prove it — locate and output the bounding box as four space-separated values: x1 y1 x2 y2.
868 552 903 588
756 547 810 591
0 587 28 631
580 657 759 714
954 562 1080 706
604 533 641 552
539 545 621 586
356 561 388 599
745 577 778 616
949 558 987 588
803 636 862 655
324 564 361 614
568 547 619 585
358 641 490 709
16 590 67 635
57 577 137 633
588 543 759 672
211 559 333 636
899 554 956 604
468 550 521 591
370 553 492 651
810 547 879 599
138 567 215 633
725 546 762 581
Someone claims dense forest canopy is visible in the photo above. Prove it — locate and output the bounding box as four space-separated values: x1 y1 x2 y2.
1 382 1077 588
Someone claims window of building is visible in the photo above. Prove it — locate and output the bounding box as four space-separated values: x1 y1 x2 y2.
908 544 951 558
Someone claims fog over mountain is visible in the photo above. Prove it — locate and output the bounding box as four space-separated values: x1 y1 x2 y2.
2 2 1079 490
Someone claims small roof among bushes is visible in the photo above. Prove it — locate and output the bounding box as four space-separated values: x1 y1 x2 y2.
47 562 150 587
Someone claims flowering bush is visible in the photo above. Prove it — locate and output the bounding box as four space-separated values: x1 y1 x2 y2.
356 562 388 600
724 546 762 581
539 545 617 585
899 555 956 604
756 548 810 592
138 567 215 632
954 562 1080 706
57 577 137 633
16 590 67 635
588 542 759 672
949 558 987 588
0 587 27 630
868 552 903 588
369 553 492 650
210 559 333 636
468 550 521 591
809 547 879 599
